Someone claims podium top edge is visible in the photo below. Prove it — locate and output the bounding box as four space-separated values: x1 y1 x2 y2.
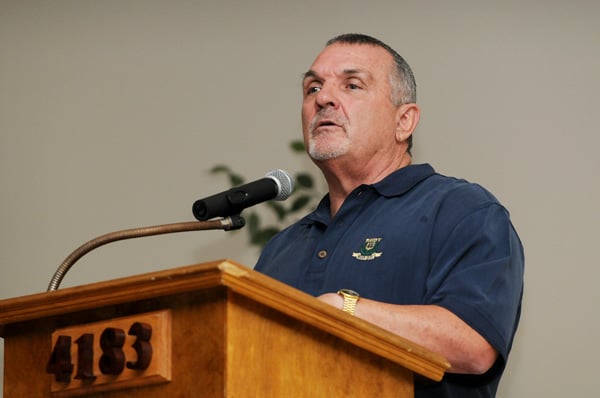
0 260 236 326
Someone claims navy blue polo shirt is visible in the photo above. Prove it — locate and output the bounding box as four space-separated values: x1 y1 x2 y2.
255 163 524 398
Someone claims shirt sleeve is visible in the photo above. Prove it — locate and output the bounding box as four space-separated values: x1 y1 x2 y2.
426 188 524 362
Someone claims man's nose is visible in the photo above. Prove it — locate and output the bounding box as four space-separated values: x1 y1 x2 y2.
315 85 339 109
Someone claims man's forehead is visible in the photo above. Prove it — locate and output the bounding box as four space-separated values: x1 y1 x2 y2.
305 43 392 79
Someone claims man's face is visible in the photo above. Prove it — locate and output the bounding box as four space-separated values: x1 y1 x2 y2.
301 43 400 163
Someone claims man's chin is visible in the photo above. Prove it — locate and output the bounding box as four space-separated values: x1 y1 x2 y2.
308 147 349 161
308 135 350 160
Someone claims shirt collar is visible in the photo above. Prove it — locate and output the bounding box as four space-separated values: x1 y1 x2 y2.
303 163 436 225
372 163 435 197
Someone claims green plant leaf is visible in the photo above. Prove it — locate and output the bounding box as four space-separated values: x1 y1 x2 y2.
295 173 314 189
246 212 260 235
250 227 280 246
266 202 287 221
229 173 245 186
290 140 306 153
210 165 245 185
290 195 312 212
210 165 231 173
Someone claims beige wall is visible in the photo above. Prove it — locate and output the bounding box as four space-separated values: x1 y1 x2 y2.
1 1 599 396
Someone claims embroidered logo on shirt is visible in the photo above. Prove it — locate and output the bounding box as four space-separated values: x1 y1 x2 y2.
352 238 383 261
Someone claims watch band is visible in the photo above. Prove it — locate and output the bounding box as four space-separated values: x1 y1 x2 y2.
337 289 360 315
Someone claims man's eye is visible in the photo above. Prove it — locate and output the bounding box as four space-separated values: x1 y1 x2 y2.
306 86 321 94
348 83 361 90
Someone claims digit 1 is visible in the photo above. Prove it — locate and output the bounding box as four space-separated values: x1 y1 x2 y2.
46 335 74 383
127 322 153 370
74 333 97 381
99 327 126 375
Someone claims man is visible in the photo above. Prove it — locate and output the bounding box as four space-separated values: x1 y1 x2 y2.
255 33 524 397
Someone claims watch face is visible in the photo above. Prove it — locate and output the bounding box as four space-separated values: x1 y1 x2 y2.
339 289 359 297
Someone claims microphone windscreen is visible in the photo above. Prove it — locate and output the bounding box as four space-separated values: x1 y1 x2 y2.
266 169 294 201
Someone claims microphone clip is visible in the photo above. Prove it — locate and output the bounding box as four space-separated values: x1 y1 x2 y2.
222 214 246 231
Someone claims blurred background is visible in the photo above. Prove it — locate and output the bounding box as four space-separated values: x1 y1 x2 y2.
1 1 599 396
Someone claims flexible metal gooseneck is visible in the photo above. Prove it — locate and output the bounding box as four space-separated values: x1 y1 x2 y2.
47 216 245 292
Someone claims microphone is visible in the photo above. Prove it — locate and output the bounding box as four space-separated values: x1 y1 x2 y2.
192 169 294 221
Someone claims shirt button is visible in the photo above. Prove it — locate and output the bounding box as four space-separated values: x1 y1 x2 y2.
317 250 327 259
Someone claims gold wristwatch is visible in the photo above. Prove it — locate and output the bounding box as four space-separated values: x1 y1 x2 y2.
337 289 360 315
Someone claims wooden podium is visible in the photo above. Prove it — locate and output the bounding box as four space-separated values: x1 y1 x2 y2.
0 260 449 397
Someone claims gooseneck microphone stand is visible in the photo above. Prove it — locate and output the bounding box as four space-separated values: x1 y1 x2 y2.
47 216 245 292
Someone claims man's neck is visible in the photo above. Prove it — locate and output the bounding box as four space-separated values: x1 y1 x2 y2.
318 153 412 218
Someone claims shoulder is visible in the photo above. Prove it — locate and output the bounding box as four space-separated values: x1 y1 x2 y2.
413 173 514 240
421 172 505 212
382 164 503 212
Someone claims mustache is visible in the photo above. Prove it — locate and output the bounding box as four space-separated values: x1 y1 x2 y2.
309 109 348 132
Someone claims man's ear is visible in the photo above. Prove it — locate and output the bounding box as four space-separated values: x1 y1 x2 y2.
395 103 420 143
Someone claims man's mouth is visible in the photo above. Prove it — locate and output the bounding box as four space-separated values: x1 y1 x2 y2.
316 119 338 128
309 111 347 134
